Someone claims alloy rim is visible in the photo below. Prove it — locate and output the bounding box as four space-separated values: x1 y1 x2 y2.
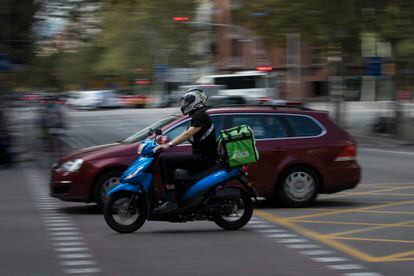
284 171 315 202
101 177 120 198
112 197 139 225
221 198 245 222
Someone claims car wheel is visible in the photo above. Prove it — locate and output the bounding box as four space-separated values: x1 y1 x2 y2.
276 166 319 208
93 170 122 209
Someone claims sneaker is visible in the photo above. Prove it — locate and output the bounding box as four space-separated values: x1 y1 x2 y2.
154 201 178 214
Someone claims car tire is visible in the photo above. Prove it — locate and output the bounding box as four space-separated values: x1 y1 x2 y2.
275 166 319 208
93 169 123 209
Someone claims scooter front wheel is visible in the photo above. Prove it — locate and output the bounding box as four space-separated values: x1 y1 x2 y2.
104 191 147 233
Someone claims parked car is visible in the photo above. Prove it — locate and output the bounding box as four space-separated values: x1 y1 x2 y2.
50 105 361 208
116 89 154 108
66 90 122 109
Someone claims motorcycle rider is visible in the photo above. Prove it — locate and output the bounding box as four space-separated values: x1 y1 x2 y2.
153 88 217 213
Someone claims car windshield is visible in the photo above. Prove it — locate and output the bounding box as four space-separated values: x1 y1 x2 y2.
121 115 178 143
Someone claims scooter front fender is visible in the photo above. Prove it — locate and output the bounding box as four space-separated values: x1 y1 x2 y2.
106 183 139 197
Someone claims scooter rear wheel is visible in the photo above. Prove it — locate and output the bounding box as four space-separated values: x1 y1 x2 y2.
214 189 253 230
104 191 147 233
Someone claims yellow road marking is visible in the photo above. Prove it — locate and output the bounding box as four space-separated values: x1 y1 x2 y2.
333 236 414 244
287 199 414 220
369 193 414 196
255 210 379 262
301 207 414 215
293 219 414 228
357 210 414 215
380 257 414 262
324 186 414 199
326 220 414 238
378 250 414 262
255 209 414 262
358 183 414 187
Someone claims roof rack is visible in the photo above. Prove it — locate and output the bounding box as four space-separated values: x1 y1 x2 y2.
207 104 313 111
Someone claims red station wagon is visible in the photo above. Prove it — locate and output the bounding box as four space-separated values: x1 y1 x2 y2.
50 105 361 208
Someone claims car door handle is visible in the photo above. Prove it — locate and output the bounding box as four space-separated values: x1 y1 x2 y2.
272 147 286 153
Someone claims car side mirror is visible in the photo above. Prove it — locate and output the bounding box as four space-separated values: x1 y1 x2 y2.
154 128 163 135
148 128 163 136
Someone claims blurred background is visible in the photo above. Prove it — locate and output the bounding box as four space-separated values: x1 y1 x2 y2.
1 0 414 165
2 2 414 275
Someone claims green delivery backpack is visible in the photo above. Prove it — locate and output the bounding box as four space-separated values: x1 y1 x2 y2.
217 125 259 168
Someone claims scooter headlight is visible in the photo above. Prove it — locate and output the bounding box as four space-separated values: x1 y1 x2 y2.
56 159 84 172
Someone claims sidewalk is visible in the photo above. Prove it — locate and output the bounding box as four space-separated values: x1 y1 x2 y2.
306 101 414 147
347 127 414 147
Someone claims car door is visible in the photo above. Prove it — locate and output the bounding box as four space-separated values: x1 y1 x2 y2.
226 113 292 197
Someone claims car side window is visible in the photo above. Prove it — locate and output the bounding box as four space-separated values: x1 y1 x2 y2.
265 116 289 138
210 115 225 139
165 115 225 141
165 120 190 141
284 115 323 137
227 115 288 139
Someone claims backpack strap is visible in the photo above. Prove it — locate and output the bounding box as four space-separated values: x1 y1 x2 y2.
199 123 214 141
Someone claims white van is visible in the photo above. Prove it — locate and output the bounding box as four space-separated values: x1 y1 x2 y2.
195 71 277 99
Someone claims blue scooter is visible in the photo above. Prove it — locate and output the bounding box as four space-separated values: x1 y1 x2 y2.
103 129 256 233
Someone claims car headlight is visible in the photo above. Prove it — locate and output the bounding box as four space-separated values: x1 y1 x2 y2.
56 159 84 172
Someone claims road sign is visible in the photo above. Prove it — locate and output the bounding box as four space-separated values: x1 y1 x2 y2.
365 57 382 76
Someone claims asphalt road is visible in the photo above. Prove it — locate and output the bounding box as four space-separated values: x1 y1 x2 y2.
2 107 414 276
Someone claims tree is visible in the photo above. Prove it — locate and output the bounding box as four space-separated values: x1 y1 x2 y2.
0 0 39 65
241 1 414 67
27 0 197 89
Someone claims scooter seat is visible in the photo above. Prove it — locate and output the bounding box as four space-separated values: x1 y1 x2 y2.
174 163 223 182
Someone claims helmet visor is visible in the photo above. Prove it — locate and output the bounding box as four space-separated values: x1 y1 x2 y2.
180 94 196 114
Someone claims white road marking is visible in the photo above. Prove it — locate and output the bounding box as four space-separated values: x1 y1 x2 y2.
61 260 97 266
54 242 86 247
312 257 348 262
46 227 79 231
246 224 275 228
55 247 89 252
344 273 383 276
248 220 268 224
49 232 81 236
58 254 93 259
328 264 365 270
300 250 333 256
63 268 100 274
276 238 309 243
47 227 79 231
43 218 73 222
286 244 320 249
265 233 298 238
45 223 75 227
52 236 84 241
256 229 287 233
24 168 101 275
